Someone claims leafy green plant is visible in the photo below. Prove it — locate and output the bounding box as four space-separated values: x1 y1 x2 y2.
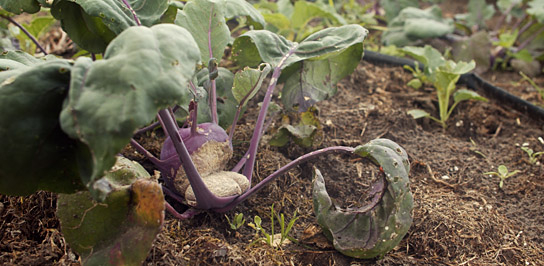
225 213 246 231
0 0 412 262
483 165 521 188
382 5 454 46
248 204 299 248
520 146 544 164
403 45 487 128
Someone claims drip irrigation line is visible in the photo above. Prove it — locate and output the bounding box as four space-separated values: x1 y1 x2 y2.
362 51 544 122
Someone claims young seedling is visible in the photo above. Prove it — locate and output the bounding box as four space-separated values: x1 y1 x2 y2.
403 45 487 128
484 165 521 188
225 213 246 231
248 204 299 248
520 146 544 164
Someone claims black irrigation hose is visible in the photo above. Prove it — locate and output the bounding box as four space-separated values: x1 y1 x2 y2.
362 50 544 122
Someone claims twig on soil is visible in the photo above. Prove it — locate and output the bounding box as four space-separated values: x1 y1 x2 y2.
492 122 502 138
426 164 456 188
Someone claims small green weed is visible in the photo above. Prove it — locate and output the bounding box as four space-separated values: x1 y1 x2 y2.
248 204 299 248
483 165 521 189
225 213 246 231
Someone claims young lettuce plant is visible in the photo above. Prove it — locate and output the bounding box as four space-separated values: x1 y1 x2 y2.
0 0 414 261
403 45 488 128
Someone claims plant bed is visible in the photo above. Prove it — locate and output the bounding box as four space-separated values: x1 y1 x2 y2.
1 60 543 265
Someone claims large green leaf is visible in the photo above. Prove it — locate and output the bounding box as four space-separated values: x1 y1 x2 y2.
401 45 446 72
59 24 200 200
57 157 164 266
290 1 345 31
528 0 544 23
0 51 84 195
233 24 367 110
0 0 40 14
382 6 454 46
313 138 413 259
233 24 368 69
281 44 363 110
175 0 264 66
51 0 169 53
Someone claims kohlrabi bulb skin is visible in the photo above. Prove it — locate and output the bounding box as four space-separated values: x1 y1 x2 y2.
160 123 233 195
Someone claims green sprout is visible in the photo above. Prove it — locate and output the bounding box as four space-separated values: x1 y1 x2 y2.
483 165 521 188
248 204 299 248
520 146 544 164
225 213 246 231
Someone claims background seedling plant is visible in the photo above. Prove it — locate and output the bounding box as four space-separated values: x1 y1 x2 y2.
0 0 413 263
484 165 521 188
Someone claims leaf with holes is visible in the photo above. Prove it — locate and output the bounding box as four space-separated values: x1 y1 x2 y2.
313 138 413 259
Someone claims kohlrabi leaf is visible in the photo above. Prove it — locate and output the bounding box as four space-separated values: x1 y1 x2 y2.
453 89 488 103
456 0 495 29
57 157 164 266
382 6 454 46
452 31 491 73
233 24 367 69
313 138 413 259
12 16 55 55
219 0 266 28
176 0 265 65
281 44 363 110
270 124 317 148
0 52 84 195
175 0 230 65
380 0 419 22
528 0 544 23
234 25 366 110
232 63 271 106
0 0 40 14
290 1 346 31
407 109 430 119
401 45 446 71
51 0 169 53
59 24 200 201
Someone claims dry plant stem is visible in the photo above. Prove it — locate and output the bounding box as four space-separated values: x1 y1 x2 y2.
0 15 47 55
217 146 355 212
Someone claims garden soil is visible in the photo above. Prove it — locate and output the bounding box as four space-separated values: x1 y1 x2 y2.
1 59 543 265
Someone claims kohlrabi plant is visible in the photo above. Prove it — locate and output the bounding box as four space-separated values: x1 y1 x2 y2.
0 0 413 262
483 165 521 189
403 45 488 128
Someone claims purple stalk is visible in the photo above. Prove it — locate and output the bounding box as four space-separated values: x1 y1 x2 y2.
121 0 142 26
91 53 97 61
158 109 236 209
207 6 219 124
495 1 517 31
242 47 298 183
0 15 47 55
216 146 355 212
165 201 202 219
517 19 534 38
517 26 544 52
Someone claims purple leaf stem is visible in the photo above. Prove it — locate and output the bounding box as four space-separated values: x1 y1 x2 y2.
121 0 141 26
517 18 534 38
207 6 219 124
0 15 47 55
517 25 544 52
217 146 356 213
495 1 517 31
158 109 236 209
91 53 96 61
242 48 297 183
165 201 202 219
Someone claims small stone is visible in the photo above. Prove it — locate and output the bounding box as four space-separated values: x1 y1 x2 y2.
441 175 450 180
